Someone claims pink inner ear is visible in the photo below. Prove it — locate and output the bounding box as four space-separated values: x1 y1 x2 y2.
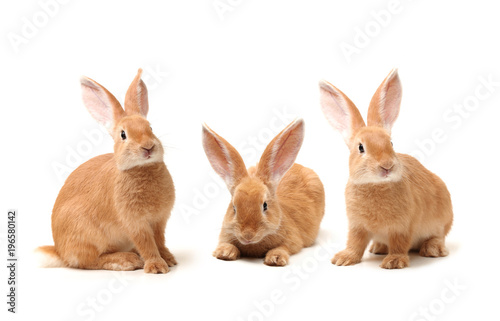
81 83 113 128
204 136 232 182
270 129 301 181
202 125 248 192
368 69 402 131
379 79 401 129
320 87 350 138
258 119 304 186
319 80 368 145
80 77 124 134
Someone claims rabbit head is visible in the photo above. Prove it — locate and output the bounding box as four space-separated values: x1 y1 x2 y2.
202 119 305 245
80 69 164 170
320 69 404 184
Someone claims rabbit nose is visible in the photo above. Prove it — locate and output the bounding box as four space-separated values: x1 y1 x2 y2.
142 143 154 150
142 145 155 156
380 168 391 176
380 164 393 171
380 162 394 176
241 230 256 243
380 160 394 171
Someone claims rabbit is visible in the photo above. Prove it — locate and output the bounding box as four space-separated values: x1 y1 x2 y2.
37 69 176 273
319 69 453 269
202 119 325 266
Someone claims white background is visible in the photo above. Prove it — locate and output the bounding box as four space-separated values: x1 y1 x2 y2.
1 1 499 320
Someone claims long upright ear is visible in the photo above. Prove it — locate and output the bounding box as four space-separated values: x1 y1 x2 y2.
367 68 402 133
202 124 248 193
80 76 125 135
256 119 305 190
124 68 149 117
319 80 366 145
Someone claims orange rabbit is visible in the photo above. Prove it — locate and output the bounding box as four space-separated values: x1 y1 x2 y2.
37 69 176 273
202 119 325 266
319 69 453 269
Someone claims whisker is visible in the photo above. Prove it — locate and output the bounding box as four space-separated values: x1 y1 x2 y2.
157 133 174 139
163 144 183 151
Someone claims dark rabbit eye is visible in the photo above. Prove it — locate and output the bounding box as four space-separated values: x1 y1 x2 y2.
121 130 127 140
358 143 364 153
263 202 268 212
233 205 236 214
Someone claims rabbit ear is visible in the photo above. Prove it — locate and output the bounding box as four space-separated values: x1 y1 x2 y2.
367 68 402 133
256 119 305 190
319 80 366 145
124 68 149 117
80 76 125 135
202 124 248 193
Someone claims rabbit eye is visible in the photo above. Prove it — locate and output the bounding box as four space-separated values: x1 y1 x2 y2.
391 141 393 147
233 205 236 214
263 202 268 212
121 130 127 140
358 143 364 153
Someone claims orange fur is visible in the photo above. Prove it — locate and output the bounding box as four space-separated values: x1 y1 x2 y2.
320 69 453 269
202 120 325 266
38 69 176 273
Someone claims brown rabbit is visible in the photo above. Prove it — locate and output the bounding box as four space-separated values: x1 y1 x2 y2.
319 69 453 269
202 119 325 266
37 69 176 273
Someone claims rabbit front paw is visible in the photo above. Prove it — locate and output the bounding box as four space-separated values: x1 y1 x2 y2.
264 248 289 266
144 258 170 274
419 238 449 257
331 250 362 266
380 254 409 269
213 243 240 261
